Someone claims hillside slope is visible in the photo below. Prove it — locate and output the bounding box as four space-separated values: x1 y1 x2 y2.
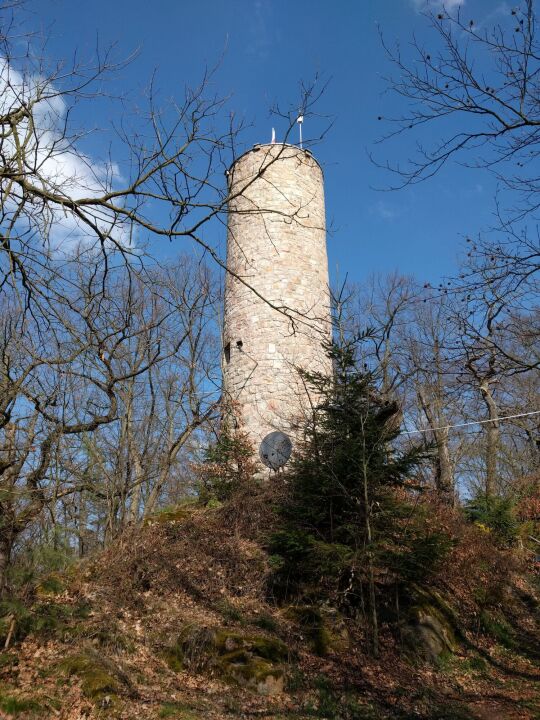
0 496 539 720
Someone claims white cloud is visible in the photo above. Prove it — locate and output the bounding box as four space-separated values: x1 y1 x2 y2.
0 58 130 253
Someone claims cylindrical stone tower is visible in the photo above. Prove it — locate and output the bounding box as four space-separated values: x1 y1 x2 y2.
223 143 332 460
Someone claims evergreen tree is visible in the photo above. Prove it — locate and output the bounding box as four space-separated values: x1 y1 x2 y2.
270 338 435 655
196 413 256 504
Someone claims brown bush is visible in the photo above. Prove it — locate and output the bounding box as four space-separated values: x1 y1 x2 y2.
92 493 279 610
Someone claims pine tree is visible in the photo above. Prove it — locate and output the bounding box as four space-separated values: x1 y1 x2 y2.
196 414 256 504
270 338 431 655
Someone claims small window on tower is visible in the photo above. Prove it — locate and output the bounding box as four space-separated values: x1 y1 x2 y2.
224 342 231 364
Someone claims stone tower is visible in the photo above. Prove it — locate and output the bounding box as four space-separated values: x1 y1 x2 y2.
223 142 332 461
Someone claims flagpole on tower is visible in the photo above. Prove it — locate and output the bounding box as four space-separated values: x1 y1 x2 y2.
297 114 304 149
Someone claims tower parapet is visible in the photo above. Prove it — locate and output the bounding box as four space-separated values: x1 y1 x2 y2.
223 143 331 464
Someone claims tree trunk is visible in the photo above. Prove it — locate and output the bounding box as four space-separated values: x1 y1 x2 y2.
480 380 500 499
362 454 379 657
434 426 454 502
78 490 88 558
127 451 144 524
0 533 13 598
418 389 454 501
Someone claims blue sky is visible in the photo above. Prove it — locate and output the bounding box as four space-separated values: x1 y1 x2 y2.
25 0 507 288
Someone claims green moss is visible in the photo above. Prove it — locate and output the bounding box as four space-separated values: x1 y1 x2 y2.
213 631 288 662
218 648 251 665
59 650 125 700
252 613 279 633
284 604 345 656
144 502 198 526
0 651 17 670
164 624 288 693
215 599 244 624
226 656 281 681
284 603 321 626
0 694 44 716
314 626 335 656
479 610 515 648
219 653 283 695
462 656 488 673
81 671 119 698
36 573 65 596
205 498 222 509
215 637 286 695
162 646 184 672
246 636 288 662
158 701 202 718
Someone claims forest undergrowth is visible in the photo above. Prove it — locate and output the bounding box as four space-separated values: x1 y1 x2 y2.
0 481 538 720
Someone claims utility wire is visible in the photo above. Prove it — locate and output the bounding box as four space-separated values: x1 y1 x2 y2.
402 409 540 436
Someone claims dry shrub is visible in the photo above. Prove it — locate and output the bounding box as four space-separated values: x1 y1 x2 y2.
217 475 288 540
193 404 258 504
413 492 524 619
444 522 522 611
92 500 273 610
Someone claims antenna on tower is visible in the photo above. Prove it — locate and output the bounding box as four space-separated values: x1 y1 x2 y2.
297 113 304 149
271 128 276 144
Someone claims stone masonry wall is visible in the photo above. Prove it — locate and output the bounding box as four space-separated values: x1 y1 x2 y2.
223 143 332 463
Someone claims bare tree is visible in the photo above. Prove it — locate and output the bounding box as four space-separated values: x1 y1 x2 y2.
0 247 221 592
377 1 540 374
377 1 540 212
405 293 468 500
0 3 328 326
0 2 331 591
0 257 137 592
351 273 416 399
64 257 220 543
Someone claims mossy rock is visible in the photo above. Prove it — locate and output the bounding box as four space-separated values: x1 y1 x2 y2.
214 630 289 662
219 653 284 696
283 604 349 656
402 591 459 663
165 624 288 695
173 624 218 671
59 649 130 701
402 608 455 663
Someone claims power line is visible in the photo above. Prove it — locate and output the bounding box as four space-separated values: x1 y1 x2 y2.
402 410 540 436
